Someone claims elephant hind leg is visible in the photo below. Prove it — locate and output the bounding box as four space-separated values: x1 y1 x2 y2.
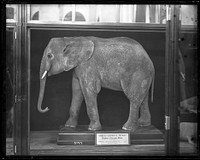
138 93 151 127
122 100 141 131
121 71 150 132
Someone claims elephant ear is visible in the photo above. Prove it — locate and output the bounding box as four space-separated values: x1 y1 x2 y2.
63 37 94 71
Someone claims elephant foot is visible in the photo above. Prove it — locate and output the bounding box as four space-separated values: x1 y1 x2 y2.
122 122 138 132
138 118 151 127
65 118 77 128
88 121 102 131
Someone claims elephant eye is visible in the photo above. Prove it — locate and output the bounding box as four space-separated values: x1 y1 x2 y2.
63 44 70 54
63 46 67 53
47 53 53 59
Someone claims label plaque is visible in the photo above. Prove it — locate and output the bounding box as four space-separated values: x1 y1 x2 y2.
95 132 130 146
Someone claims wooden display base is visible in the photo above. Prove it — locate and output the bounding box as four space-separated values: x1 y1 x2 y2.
57 125 164 145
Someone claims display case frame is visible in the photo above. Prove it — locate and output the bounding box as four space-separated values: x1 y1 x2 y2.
5 26 16 155
6 4 198 156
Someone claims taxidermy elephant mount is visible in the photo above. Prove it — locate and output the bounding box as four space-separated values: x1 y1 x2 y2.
37 36 155 132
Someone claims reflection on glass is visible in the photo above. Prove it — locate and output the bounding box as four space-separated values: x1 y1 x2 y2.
29 4 167 24
181 5 197 25
64 11 86 21
6 4 17 21
178 12 197 153
96 5 120 22
6 28 14 155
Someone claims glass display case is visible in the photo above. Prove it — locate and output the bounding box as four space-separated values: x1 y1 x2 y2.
5 4 198 156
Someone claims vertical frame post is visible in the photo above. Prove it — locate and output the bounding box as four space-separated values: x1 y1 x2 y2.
14 4 29 155
21 3 29 155
13 4 22 155
165 5 180 155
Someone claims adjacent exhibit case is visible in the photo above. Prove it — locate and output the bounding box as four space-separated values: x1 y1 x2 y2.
5 4 198 156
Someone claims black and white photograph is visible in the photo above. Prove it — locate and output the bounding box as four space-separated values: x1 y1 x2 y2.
4 3 198 157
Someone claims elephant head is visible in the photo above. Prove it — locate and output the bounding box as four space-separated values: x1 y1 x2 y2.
37 37 94 113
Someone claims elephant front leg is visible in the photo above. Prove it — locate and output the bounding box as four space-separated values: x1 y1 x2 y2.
65 74 83 128
81 85 101 131
86 92 101 131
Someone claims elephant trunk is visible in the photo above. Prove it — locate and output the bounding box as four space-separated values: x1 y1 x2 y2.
37 69 49 113
37 51 52 113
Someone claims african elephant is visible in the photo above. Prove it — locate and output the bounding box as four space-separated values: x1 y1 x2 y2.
37 36 155 132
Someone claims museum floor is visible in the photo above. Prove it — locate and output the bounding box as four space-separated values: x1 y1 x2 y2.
6 130 197 156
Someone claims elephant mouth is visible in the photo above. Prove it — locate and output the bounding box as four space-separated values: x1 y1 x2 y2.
41 70 48 79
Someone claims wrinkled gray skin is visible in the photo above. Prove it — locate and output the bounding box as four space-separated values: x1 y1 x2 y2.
37 36 155 132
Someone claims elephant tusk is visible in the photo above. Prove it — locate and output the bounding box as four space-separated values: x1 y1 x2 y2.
39 107 50 113
41 70 48 79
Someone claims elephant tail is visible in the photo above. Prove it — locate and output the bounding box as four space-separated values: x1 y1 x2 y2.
151 71 155 103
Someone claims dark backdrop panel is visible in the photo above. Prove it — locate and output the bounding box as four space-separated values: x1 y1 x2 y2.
30 29 165 131
179 32 197 99
6 29 14 137
179 31 197 123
